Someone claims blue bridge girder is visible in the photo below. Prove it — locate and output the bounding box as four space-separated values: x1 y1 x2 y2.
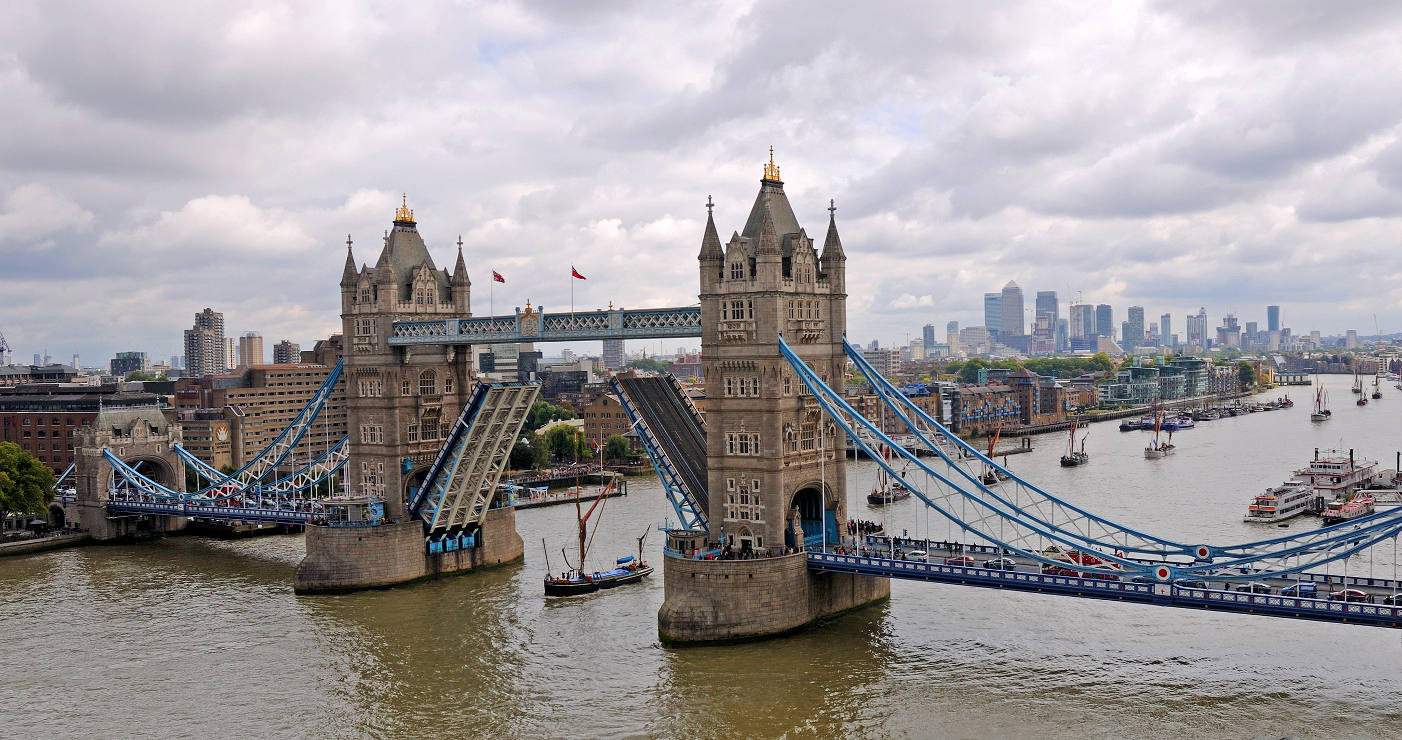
388 305 701 346
104 499 313 524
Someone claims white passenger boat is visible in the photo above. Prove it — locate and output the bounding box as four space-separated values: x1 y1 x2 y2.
1243 480 1315 523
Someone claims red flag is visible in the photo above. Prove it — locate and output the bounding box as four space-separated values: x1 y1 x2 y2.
571 266 587 280
492 270 505 283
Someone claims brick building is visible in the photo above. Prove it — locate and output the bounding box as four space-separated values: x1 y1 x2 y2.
0 384 161 472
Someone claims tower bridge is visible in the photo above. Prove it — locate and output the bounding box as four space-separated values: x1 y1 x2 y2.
63 157 1402 639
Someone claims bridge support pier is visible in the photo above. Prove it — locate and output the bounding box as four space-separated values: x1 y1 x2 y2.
658 551 889 645
76 502 189 541
294 505 523 593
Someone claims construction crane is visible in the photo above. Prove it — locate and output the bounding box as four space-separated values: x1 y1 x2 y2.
1374 313 1383 348
0 328 10 365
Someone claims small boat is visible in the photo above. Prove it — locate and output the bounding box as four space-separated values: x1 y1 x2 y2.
544 458 651 597
1310 386 1331 422
1144 412 1175 459
1059 417 1089 467
1356 394 1368 407
1161 414 1196 431
868 442 912 504
1244 480 1314 523
977 424 1010 484
1118 420 1139 432
1321 495 1376 525
1352 370 1363 394
1372 374 1382 400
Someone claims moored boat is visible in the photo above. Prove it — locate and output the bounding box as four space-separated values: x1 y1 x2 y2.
1244 480 1314 523
1321 495 1376 525
1144 412 1175 458
1060 417 1090 467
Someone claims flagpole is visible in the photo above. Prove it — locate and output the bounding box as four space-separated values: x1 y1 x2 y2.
490 275 494 318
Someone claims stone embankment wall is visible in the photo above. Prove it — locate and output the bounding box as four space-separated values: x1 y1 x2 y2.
658 552 889 644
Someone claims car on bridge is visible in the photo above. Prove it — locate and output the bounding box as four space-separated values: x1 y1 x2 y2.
944 555 976 566
1382 593 1402 606
902 550 928 562
983 557 1017 571
1234 582 1273 594
1277 582 1318 598
1329 588 1373 603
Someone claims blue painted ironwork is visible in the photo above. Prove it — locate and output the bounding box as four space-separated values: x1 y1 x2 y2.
609 376 707 531
105 498 313 524
409 381 538 535
409 381 489 520
52 462 75 491
808 549 1402 629
389 305 701 346
838 337 1402 566
780 336 1402 582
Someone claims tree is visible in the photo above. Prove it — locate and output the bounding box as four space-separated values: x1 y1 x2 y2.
544 425 587 461
1238 361 1258 388
605 434 631 461
125 370 157 382
509 436 538 470
955 358 991 384
629 357 667 373
526 400 577 431
0 442 57 521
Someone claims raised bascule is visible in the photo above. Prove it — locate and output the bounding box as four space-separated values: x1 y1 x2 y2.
61 156 1402 638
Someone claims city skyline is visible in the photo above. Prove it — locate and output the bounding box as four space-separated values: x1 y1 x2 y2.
6 3 1402 363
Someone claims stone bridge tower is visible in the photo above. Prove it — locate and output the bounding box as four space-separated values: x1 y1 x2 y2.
659 152 888 644
340 197 474 520
73 407 186 540
697 150 850 552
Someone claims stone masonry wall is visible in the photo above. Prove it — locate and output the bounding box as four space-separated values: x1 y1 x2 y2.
658 552 888 644
295 520 426 592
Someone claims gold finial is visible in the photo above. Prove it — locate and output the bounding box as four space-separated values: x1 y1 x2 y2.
763 146 782 182
395 193 415 223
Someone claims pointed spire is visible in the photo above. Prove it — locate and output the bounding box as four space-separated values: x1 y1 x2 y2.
697 195 723 262
821 198 845 262
341 234 358 286
757 198 781 256
452 234 470 285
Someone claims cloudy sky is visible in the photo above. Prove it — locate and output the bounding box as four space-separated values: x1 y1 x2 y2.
4 1 1402 366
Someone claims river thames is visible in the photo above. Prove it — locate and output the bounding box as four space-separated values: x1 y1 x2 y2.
4 374 1402 738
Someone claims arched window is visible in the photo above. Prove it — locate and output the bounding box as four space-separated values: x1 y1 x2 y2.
419 370 436 396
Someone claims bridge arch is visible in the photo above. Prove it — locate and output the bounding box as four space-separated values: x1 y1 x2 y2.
47 503 66 529
785 481 837 550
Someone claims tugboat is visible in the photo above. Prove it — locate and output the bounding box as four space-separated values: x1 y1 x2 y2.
1059 417 1089 467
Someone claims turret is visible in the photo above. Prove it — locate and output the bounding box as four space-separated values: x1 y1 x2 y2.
698 196 724 291
820 199 846 291
341 234 359 288
451 235 471 312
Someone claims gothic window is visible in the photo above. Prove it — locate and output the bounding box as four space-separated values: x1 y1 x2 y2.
746 300 753 319
726 477 736 491
724 377 734 397
402 379 411 396
359 288 371 304
407 424 419 443
443 377 453 394
783 375 792 395
750 378 759 396
729 262 744 280
788 300 795 319
752 479 760 493
419 370 436 396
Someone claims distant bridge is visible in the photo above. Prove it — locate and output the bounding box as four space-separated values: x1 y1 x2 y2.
389 305 701 346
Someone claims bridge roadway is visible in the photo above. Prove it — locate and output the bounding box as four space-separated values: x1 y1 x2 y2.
104 499 313 524
807 536 1402 628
